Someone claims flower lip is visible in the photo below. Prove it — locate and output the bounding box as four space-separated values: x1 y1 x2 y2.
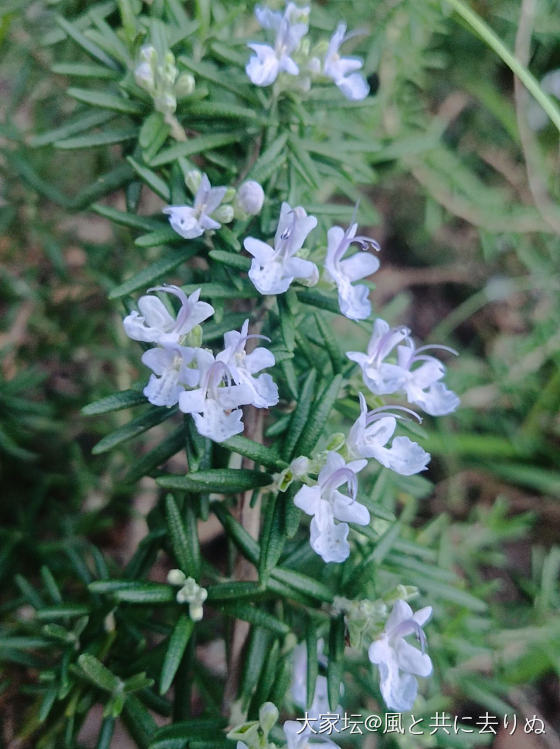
147 284 192 334
391 617 428 652
322 466 359 501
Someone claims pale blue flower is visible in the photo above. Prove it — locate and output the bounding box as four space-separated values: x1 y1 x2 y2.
325 221 380 320
164 173 227 239
324 23 369 101
368 599 432 712
244 202 318 295
347 393 430 475
141 344 198 407
246 3 310 87
123 285 214 346
347 318 460 416
178 351 253 442
216 319 279 408
294 451 368 563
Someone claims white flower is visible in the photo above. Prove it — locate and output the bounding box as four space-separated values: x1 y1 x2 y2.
325 222 380 320
246 3 310 87
294 451 368 563
324 23 369 101
283 721 339 748
141 344 199 407
396 342 460 416
346 318 411 395
178 351 253 442
236 180 265 216
216 319 279 408
347 393 430 475
123 285 214 346
368 599 432 712
164 173 228 239
347 319 460 416
244 202 318 295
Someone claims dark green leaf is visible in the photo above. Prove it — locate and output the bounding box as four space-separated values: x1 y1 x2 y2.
165 494 199 577
109 247 199 299
157 469 272 494
82 389 146 415
282 369 317 460
150 131 245 167
92 407 176 454
294 374 343 456
160 615 194 695
68 87 145 114
222 435 287 470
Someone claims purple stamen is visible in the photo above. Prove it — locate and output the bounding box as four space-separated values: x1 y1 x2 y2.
414 344 459 357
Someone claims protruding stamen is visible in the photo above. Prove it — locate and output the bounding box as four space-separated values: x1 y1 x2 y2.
365 404 422 425
322 466 358 501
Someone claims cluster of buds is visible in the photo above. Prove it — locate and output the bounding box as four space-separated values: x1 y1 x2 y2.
134 44 195 116
167 569 207 621
164 172 264 240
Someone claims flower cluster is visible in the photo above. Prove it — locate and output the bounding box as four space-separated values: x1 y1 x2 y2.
123 285 277 442
167 569 207 621
134 44 194 116
335 592 433 711
164 172 265 240
246 2 370 101
347 318 460 416
243 202 379 322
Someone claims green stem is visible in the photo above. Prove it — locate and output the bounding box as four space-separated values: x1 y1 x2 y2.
445 0 560 133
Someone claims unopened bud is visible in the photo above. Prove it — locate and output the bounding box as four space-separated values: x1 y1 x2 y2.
236 180 265 216
135 62 154 91
259 702 279 734
185 169 202 194
213 204 234 224
167 568 186 586
175 72 196 97
154 91 176 115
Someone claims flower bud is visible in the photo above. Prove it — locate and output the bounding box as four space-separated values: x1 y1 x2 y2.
135 61 154 91
213 204 234 224
236 180 265 216
175 72 196 97
167 568 186 586
185 169 202 194
223 186 236 203
258 702 279 734
154 91 177 115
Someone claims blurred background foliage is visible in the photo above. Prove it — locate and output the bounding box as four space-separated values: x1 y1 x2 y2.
0 0 559 747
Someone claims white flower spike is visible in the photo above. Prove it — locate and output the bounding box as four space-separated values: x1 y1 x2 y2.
164 173 228 239
294 451 369 563
324 23 369 101
246 3 310 87
123 285 214 346
347 393 430 475
216 319 279 409
325 221 380 320
178 351 253 442
244 202 318 295
368 599 433 712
